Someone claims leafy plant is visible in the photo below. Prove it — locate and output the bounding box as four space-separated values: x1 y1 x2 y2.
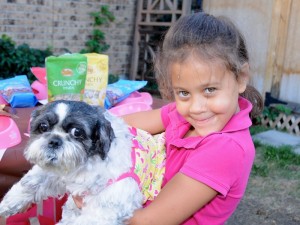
262 104 292 121
108 74 119 84
0 34 52 82
80 5 115 54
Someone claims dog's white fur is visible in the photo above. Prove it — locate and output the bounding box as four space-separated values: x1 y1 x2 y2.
0 100 143 225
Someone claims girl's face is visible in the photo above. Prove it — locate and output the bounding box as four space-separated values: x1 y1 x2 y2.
171 57 247 137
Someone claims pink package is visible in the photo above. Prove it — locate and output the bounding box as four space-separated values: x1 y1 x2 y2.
6 196 67 224
30 67 47 84
0 95 8 105
31 80 48 100
30 67 48 100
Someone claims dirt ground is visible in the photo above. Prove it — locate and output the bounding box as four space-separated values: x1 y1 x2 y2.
226 177 300 225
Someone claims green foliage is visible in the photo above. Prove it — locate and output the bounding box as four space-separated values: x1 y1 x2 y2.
90 5 115 26
80 5 115 54
262 104 292 121
108 74 119 84
0 34 52 82
254 104 293 126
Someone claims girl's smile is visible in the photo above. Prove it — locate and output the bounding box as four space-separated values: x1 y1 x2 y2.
171 56 248 137
193 115 215 125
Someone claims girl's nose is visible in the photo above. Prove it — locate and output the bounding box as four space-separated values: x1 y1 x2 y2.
189 97 206 113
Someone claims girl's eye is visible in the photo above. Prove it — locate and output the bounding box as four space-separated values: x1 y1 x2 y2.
204 87 216 94
39 123 49 133
71 128 84 138
178 91 190 98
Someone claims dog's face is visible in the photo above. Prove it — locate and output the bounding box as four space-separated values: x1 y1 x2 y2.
24 100 115 173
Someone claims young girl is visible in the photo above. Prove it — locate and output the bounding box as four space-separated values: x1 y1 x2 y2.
122 12 263 224
74 12 263 224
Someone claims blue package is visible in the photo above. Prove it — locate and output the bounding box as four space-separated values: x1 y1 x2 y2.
104 79 147 109
0 75 38 108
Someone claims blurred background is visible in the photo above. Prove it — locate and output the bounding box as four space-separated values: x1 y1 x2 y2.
1 0 299 105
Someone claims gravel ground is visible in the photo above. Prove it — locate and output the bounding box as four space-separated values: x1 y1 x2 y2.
226 179 300 225
227 197 300 225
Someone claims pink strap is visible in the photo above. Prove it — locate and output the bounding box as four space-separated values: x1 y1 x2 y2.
107 146 141 187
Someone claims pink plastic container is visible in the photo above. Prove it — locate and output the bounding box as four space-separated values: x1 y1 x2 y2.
0 116 21 149
116 91 153 106
109 102 152 116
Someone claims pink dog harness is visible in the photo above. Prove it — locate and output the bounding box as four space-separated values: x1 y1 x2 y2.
106 149 141 186
108 127 166 204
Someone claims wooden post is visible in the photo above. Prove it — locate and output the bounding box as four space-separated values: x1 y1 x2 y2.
130 0 192 81
129 1 143 80
264 0 292 99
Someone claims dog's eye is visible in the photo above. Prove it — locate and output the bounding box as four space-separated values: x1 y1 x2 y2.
39 123 49 133
70 128 84 138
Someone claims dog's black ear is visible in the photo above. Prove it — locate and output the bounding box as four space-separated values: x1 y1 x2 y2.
92 109 115 160
29 105 46 131
31 105 44 119
30 102 53 120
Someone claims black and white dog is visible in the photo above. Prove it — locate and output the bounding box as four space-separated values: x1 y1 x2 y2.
0 100 145 225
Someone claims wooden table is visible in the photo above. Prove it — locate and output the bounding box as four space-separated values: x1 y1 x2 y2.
0 107 32 199
0 97 169 199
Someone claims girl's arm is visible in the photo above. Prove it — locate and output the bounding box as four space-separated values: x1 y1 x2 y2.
126 173 218 225
72 172 218 224
122 108 165 134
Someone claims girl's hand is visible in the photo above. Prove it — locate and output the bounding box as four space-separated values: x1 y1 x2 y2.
72 195 83 209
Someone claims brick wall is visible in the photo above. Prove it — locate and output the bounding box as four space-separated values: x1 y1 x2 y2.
0 0 137 76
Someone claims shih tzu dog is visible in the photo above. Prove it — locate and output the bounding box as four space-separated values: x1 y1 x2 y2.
0 100 164 225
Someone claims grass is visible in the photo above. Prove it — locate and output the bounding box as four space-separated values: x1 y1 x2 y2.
247 125 300 199
251 122 300 173
252 142 300 178
249 125 270 136
227 125 300 223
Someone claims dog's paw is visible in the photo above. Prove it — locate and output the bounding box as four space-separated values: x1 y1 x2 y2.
0 205 17 217
0 200 31 217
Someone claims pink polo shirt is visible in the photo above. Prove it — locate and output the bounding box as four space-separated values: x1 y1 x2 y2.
160 97 255 225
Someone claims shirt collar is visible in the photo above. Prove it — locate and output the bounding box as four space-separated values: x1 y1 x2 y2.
222 97 252 132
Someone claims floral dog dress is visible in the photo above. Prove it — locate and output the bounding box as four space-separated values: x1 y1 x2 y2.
128 127 166 204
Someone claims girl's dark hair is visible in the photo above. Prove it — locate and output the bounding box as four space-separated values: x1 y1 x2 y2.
155 12 263 118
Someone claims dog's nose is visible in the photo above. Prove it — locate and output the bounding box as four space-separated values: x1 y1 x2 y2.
48 137 63 149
